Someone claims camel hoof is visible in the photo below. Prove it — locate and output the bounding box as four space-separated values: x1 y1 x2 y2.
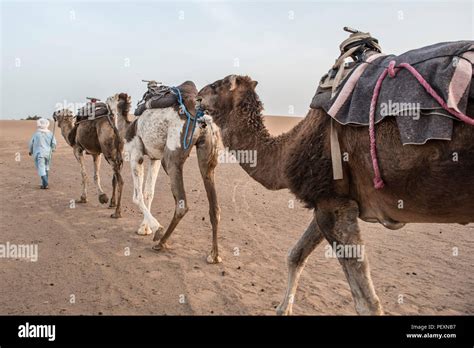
152 242 171 252
275 304 291 316
76 197 87 203
206 254 222 264
98 193 109 204
152 225 165 241
137 224 153 236
148 217 162 233
110 212 122 219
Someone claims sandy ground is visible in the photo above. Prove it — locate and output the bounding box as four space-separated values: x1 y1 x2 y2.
0 118 472 315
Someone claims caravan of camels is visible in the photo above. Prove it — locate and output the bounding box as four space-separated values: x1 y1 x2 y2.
49 30 474 315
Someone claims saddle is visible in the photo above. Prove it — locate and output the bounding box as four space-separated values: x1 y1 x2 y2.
310 28 474 183
134 80 198 117
68 99 114 146
75 99 110 122
314 27 382 101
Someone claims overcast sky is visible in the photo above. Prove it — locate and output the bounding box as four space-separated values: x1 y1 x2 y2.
1 0 472 119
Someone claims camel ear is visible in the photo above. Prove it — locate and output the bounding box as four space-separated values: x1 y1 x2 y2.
251 80 258 89
229 75 239 91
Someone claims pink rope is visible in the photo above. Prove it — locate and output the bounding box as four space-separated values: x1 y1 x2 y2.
369 60 474 189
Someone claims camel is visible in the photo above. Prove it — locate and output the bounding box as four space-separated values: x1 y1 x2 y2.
52 102 124 218
106 91 222 264
197 74 474 314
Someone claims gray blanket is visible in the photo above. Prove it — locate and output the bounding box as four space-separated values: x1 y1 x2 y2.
311 41 474 144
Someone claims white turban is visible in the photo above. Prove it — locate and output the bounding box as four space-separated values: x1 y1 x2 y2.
37 118 50 130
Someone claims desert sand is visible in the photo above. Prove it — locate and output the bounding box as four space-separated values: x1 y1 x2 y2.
0 118 472 315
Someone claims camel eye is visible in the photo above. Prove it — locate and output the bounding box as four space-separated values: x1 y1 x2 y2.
211 83 217 89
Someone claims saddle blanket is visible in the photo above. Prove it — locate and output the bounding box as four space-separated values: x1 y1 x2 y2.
134 81 198 117
311 41 474 144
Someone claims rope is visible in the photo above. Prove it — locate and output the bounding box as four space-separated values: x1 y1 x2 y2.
170 87 205 150
369 60 474 189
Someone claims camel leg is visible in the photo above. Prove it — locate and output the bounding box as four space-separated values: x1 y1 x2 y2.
110 162 123 218
73 147 88 203
109 174 117 208
144 159 161 211
130 144 161 235
138 159 163 235
316 200 383 315
196 140 221 264
153 162 187 251
92 154 109 204
276 213 324 315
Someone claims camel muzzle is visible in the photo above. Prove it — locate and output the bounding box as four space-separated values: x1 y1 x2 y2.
195 97 207 112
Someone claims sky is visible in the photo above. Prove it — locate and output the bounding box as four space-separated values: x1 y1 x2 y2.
1 0 473 119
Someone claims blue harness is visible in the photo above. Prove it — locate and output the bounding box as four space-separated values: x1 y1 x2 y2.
170 87 205 150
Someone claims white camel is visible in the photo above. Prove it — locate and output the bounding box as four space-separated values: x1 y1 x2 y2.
106 90 223 263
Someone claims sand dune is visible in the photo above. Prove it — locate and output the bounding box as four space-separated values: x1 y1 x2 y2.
0 119 472 315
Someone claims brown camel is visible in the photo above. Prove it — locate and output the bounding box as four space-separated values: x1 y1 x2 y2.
53 103 124 218
106 91 222 263
197 74 474 314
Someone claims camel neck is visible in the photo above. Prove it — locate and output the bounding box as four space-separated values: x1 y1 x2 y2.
116 111 132 139
220 110 294 190
60 121 75 146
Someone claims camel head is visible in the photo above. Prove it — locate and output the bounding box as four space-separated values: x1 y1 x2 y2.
52 109 75 128
106 93 132 121
197 75 260 127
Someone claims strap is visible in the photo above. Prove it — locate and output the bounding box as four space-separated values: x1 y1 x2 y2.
331 46 359 97
327 29 382 181
330 119 344 180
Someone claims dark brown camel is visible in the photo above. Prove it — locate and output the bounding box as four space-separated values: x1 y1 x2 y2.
53 106 124 218
197 74 474 315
